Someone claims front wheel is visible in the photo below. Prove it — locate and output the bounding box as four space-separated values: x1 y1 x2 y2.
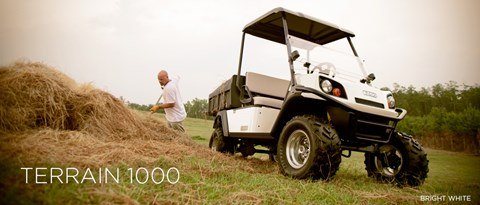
364 132 429 186
277 115 341 180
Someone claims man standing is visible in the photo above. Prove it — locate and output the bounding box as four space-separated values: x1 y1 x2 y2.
150 70 187 133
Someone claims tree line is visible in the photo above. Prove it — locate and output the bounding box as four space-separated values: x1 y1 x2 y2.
391 82 480 154
126 98 209 119
389 81 480 116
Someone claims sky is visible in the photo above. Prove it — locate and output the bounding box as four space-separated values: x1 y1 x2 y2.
1 0 479 104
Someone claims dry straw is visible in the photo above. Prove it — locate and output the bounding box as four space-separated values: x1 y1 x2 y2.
0 61 200 166
0 61 278 203
0 61 186 141
0 62 275 171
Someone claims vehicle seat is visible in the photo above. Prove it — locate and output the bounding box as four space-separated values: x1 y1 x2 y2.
245 72 290 109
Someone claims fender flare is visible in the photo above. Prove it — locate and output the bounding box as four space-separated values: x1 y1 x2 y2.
213 110 229 137
270 92 328 138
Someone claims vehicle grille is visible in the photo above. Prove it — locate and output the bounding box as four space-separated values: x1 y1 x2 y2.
351 112 397 143
355 98 384 109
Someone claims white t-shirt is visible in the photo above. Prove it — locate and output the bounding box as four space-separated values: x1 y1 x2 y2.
162 79 187 122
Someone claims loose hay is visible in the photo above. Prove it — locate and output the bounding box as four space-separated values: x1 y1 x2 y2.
0 128 197 168
0 61 186 141
0 61 278 204
0 61 200 166
0 62 76 132
0 61 275 172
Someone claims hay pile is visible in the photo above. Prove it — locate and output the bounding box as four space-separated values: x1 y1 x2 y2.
0 61 198 167
0 62 182 141
0 61 277 203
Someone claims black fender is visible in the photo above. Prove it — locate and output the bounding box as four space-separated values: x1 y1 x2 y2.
213 110 229 137
269 91 329 139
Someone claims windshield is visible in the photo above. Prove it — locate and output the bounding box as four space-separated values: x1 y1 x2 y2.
289 35 367 82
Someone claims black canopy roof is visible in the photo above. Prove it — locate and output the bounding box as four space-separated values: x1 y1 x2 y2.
243 7 355 45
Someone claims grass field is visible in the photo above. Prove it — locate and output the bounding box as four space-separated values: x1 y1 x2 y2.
1 113 479 204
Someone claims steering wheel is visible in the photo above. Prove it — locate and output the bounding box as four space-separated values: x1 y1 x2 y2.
310 62 336 75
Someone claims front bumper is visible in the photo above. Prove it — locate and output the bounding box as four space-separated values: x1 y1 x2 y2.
347 110 400 143
295 86 407 143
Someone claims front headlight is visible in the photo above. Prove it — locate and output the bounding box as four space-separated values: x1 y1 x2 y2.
387 95 395 109
320 80 333 93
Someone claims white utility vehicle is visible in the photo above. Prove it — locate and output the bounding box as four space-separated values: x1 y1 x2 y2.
207 8 428 186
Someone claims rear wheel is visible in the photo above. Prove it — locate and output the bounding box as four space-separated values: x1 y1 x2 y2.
364 132 429 186
209 128 234 154
277 115 341 180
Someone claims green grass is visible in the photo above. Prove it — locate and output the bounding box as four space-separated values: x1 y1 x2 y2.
151 112 213 145
1 114 479 204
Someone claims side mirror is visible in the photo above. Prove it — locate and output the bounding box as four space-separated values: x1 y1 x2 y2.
303 62 311 68
304 62 311 74
367 73 376 81
360 73 376 84
290 50 300 62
